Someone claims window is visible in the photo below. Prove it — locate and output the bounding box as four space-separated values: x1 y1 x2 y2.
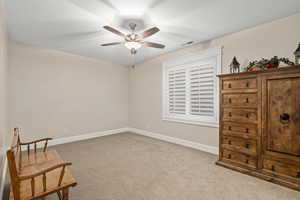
162 47 222 127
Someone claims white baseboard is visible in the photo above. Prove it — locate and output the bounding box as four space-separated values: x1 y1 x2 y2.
51 127 219 155
48 128 129 147
0 152 8 200
128 128 219 155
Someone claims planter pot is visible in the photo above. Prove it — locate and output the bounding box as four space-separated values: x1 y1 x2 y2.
248 66 262 72
265 61 279 70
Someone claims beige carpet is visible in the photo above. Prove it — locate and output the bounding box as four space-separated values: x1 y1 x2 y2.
44 132 300 200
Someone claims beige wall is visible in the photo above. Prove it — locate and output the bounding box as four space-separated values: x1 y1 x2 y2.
129 13 300 147
0 0 8 168
8 41 129 141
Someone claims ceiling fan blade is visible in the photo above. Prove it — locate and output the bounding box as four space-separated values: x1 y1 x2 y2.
143 42 165 49
103 26 126 38
140 27 160 39
101 42 123 46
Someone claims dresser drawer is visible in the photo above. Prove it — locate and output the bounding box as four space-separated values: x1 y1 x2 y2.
222 108 257 123
222 149 257 168
223 78 257 90
263 159 300 183
222 136 257 156
222 93 257 107
222 122 257 139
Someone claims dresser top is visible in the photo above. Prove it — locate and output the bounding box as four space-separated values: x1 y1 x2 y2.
218 65 300 78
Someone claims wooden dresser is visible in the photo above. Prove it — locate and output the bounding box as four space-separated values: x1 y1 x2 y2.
216 66 300 191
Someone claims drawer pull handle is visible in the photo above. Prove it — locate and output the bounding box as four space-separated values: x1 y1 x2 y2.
245 159 249 164
280 113 290 123
245 144 250 149
271 165 275 171
228 140 232 145
246 98 249 103
228 154 231 159
228 126 232 131
228 98 232 104
246 113 249 118
229 112 232 117
245 128 249 133
228 83 232 88
246 82 249 87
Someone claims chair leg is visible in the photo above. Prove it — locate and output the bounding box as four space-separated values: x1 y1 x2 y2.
62 188 69 200
57 191 62 200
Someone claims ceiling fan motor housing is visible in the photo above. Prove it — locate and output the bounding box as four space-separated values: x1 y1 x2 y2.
129 23 137 32
125 33 139 42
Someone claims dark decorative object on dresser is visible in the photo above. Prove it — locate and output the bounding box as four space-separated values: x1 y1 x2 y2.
230 57 240 73
294 43 300 65
216 66 300 192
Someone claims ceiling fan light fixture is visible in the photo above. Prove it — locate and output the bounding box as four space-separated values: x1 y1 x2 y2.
125 41 142 50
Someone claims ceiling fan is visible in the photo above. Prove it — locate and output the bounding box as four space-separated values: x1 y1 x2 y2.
101 23 165 55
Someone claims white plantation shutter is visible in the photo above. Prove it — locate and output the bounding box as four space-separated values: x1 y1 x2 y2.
189 64 215 117
168 69 186 115
163 47 221 127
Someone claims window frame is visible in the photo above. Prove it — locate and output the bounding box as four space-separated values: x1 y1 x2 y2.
162 47 222 128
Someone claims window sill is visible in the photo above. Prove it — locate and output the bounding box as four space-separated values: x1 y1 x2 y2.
162 117 219 128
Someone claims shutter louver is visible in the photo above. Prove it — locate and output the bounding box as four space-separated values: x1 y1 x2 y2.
189 64 214 116
168 69 186 115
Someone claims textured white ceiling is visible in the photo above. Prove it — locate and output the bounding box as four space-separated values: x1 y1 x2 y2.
6 0 300 65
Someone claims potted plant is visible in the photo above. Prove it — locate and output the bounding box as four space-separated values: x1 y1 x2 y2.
247 56 295 72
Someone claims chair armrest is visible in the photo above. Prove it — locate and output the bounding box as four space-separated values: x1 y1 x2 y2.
20 138 53 152
18 162 72 197
19 138 53 145
19 162 72 181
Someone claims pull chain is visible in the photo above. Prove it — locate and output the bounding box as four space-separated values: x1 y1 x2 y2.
131 48 137 69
